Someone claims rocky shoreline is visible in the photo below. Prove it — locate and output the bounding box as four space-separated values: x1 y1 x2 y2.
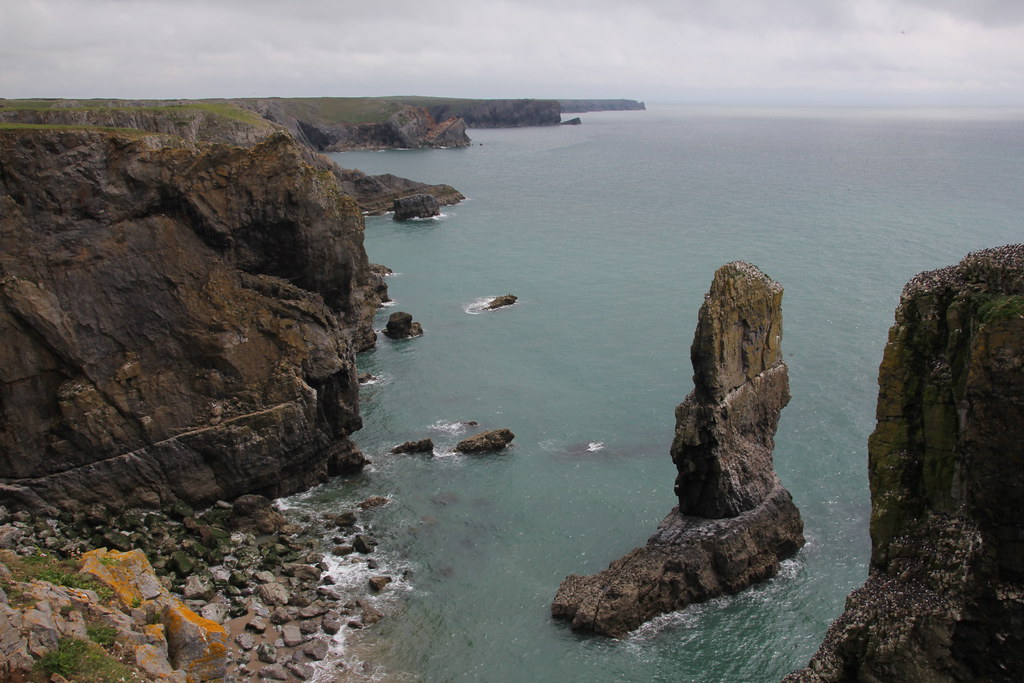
0 489 400 681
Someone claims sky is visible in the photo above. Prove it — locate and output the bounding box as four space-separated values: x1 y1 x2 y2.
3 0 1024 106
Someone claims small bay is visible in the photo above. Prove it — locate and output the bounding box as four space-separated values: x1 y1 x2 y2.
286 105 1024 681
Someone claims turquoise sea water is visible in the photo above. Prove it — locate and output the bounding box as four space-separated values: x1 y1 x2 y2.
290 105 1023 682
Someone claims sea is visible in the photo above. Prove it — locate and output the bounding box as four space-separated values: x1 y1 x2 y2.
283 104 1024 682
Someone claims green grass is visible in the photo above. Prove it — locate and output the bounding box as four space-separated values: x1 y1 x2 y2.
977 294 1024 323
33 637 137 682
0 122 151 135
2 550 113 601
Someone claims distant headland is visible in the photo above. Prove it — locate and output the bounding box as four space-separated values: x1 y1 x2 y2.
0 96 646 153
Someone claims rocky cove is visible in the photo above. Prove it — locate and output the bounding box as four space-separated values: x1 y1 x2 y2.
1 101 1023 682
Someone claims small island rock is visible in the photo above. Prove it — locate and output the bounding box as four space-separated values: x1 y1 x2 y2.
391 438 434 454
485 294 518 310
383 311 423 339
393 193 440 220
456 428 515 454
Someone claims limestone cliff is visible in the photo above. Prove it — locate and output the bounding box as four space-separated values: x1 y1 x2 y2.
787 245 1024 682
0 128 384 512
552 262 804 637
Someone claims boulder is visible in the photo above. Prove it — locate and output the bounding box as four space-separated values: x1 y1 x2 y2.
551 262 804 637
382 311 423 339
227 494 288 535
391 438 434 454
393 193 440 220
485 294 518 310
787 245 1024 682
455 429 515 454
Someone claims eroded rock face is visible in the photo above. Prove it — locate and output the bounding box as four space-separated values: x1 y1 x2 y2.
455 429 515 454
672 261 788 518
551 262 804 637
382 311 423 339
787 245 1024 682
0 129 381 512
393 193 441 221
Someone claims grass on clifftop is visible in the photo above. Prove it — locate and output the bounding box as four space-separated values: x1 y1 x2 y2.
0 98 271 127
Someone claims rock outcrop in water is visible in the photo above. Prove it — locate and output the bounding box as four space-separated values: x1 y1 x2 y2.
551 262 804 637
787 245 1024 682
393 193 441 220
0 127 384 512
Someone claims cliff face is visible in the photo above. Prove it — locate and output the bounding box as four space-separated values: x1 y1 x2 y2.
0 100 280 147
558 99 646 113
788 245 1024 682
238 99 471 151
0 129 384 512
552 262 804 637
422 99 562 128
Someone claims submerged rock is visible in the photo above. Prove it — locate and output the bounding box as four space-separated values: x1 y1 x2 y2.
787 245 1024 682
382 311 423 339
393 193 441 220
456 428 515 454
551 262 804 637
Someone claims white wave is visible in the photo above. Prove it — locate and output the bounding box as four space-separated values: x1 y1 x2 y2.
587 441 605 452
428 419 477 435
464 295 516 314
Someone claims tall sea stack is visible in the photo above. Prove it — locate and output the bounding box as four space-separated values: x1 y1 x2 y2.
552 262 804 637
788 245 1024 681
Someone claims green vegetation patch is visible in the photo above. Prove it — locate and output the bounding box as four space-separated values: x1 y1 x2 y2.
0 122 150 135
977 294 1024 323
2 550 113 601
33 637 136 682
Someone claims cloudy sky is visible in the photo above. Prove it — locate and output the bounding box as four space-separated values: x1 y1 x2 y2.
3 0 1024 106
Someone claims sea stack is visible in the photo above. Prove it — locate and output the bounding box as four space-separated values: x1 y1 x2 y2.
787 245 1024 681
551 261 804 637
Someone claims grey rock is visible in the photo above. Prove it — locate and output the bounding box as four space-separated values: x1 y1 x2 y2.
392 193 440 220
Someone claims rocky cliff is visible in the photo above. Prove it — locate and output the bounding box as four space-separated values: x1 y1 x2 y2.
0 99 465 215
234 98 471 150
0 127 385 513
787 245 1024 682
416 98 562 128
0 99 281 147
558 99 646 113
552 262 804 637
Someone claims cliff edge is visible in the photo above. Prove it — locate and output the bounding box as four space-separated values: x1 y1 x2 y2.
787 245 1024 682
0 128 385 512
552 262 804 637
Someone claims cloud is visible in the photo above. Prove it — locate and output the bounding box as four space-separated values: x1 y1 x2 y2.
2 0 1023 104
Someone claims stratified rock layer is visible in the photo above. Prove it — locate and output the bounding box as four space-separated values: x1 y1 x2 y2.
0 128 382 512
552 262 804 637
787 245 1024 682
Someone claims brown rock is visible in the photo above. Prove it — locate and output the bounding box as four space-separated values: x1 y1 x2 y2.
382 311 423 339
551 262 804 637
787 245 1024 682
0 129 379 512
391 438 434 454
485 294 518 310
455 428 515 454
